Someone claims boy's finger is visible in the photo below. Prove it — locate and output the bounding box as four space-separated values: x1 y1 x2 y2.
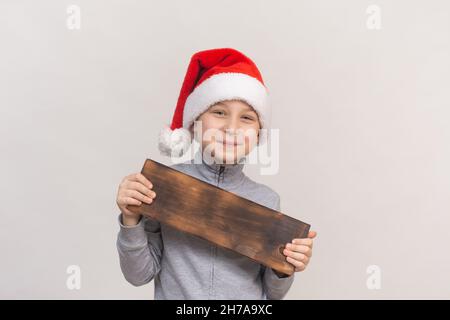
128 181 156 198
291 238 313 247
283 249 308 262
308 231 317 239
286 243 312 257
126 189 153 204
130 173 153 189
121 197 142 206
286 257 305 270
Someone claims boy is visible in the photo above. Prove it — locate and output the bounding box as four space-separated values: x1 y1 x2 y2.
116 48 316 299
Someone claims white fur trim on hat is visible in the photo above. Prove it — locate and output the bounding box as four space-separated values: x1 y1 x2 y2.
183 72 271 130
158 125 192 157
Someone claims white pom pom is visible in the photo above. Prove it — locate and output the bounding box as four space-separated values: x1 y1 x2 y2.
158 125 192 157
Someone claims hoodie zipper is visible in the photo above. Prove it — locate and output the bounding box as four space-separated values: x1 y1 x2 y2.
210 164 225 298
216 165 225 186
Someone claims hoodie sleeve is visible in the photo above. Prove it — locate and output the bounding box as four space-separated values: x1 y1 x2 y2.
116 213 163 286
262 192 295 299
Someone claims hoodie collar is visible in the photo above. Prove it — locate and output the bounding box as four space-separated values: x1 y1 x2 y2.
190 151 246 188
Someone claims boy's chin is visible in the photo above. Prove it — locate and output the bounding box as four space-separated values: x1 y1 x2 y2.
210 148 247 165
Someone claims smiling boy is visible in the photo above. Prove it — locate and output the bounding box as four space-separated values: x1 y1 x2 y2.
115 48 316 299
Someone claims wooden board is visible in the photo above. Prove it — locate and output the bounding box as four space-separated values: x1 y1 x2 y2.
127 159 311 276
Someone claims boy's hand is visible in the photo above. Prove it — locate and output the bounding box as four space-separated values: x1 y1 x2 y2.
116 173 156 226
282 231 317 273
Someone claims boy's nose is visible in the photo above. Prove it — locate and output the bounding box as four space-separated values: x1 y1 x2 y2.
224 117 240 132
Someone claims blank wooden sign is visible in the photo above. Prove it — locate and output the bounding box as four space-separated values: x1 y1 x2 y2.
127 159 311 276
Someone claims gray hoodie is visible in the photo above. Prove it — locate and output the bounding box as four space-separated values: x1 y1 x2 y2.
116 152 295 299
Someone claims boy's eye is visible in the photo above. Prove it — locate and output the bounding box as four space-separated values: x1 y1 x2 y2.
212 110 225 115
242 115 255 121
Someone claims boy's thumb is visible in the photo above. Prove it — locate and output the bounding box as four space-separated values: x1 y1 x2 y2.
308 231 317 239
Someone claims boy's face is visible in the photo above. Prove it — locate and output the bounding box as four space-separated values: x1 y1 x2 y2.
191 99 261 164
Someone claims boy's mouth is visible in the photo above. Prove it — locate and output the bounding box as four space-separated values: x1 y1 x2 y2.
216 139 243 146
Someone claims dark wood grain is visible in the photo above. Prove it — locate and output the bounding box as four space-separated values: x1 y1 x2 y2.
127 159 311 276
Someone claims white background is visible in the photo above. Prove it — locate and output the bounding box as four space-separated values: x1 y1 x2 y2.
1 0 449 299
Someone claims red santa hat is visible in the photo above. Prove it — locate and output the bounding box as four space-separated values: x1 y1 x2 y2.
158 48 271 157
